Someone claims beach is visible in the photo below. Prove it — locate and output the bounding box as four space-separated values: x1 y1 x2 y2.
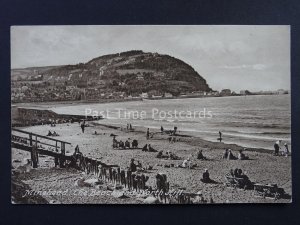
12 121 292 204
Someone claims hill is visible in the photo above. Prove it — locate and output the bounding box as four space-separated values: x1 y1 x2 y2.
11 50 212 102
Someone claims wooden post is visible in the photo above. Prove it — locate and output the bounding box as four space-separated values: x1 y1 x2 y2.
94 160 97 175
96 161 99 176
29 133 33 146
61 142 65 155
59 142 66 168
31 145 38 168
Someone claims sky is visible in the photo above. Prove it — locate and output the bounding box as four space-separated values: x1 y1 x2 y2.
11 25 290 92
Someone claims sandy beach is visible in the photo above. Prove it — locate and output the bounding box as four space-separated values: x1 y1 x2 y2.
11 121 292 204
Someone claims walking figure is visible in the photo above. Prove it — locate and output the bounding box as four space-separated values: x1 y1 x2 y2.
218 131 222 142
80 120 85 133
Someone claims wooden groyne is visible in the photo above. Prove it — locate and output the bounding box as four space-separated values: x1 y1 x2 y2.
11 128 204 204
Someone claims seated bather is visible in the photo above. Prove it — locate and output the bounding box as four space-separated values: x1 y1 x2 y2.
142 144 148 151
137 160 143 168
47 130 52 136
129 158 137 172
112 136 118 148
201 169 211 183
148 144 157 152
156 150 163 158
222 149 229 159
119 140 125 149
234 168 240 177
197 150 206 160
181 158 191 168
125 140 131 149
227 149 237 160
132 139 138 148
168 151 180 160
237 168 243 177
238 149 249 160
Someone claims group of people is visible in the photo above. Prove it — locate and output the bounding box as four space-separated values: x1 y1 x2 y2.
228 168 250 181
156 150 181 160
142 144 157 152
160 126 178 135
147 126 178 140
112 136 139 149
126 123 133 131
47 130 59 137
178 158 197 169
274 140 290 156
222 149 237 160
222 149 248 160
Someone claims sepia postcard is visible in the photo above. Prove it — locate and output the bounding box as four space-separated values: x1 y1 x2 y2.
11 25 291 204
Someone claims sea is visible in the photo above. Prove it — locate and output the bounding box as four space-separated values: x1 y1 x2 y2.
51 95 291 150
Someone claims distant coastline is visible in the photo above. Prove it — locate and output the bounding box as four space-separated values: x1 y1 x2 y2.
12 92 289 108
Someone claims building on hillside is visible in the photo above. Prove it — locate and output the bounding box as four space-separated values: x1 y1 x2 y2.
140 92 149 99
164 92 173 98
137 73 144 80
277 89 287 95
209 91 219 96
240 90 251 95
220 89 232 96
66 86 76 91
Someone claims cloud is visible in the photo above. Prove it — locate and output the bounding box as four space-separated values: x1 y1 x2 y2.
11 25 290 91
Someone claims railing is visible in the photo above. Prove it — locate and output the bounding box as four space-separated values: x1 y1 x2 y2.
11 128 71 168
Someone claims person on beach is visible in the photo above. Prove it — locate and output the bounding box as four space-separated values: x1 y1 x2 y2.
181 158 191 169
283 143 289 157
197 150 206 160
218 131 222 142
238 149 249 160
274 140 281 156
156 150 163 158
142 144 148 151
112 136 118 148
80 120 85 133
129 124 133 130
74 145 80 155
148 144 157 152
229 169 235 177
227 149 236 160
132 139 138 148
125 139 130 149
233 168 240 177
129 159 137 172
201 169 210 183
222 149 229 159
47 130 52 136
146 128 150 139
137 160 143 168
161 126 164 134
173 126 178 135
119 140 125 149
